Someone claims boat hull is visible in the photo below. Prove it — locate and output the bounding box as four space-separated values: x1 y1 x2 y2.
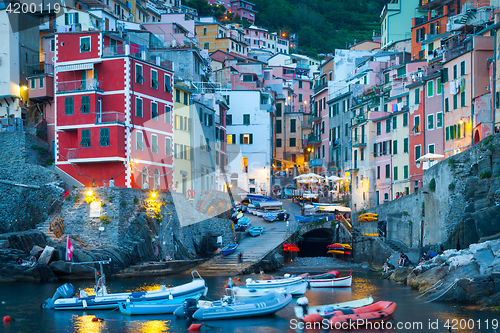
308 275 352 288
294 296 374 320
234 281 307 298
327 301 397 326
248 227 264 237
221 244 238 256
119 293 203 315
246 276 305 288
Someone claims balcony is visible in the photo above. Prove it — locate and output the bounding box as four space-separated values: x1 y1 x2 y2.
309 158 323 167
56 79 101 94
307 134 321 144
308 114 322 123
97 112 126 124
351 113 367 126
26 62 54 76
102 45 127 57
28 75 54 101
352 135 367 147
314 82 328 94
330 139 339 147
327 161 341 170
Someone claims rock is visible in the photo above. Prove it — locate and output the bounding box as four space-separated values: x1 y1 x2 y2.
1 240 9 249
23 264 58 282
30 245 44 258
38 246 55 265
434 255 445 266
49 261 95 277
448 253 473 270
473 248 496 275
390 267 411 283
480 292 500 307
407 266 447 290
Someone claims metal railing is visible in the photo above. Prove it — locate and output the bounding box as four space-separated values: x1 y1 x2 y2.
102 45 127 57
352 134 368 146
56 79 100 93
26 62 54 76
97 111 126 124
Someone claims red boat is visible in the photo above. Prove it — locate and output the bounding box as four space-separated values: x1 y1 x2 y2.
327 301 397 326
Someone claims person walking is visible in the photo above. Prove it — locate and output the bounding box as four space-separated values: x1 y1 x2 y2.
237 252 243 269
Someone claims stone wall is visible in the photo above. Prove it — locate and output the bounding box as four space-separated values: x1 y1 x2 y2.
0 132 64 233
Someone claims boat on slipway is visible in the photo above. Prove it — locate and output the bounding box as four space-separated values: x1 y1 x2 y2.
43 264 207 310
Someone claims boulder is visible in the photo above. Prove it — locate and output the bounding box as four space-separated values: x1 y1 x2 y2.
407 266 447 290
38 246 55 265
479 292 500 307
433 255 445 266
49 261 95 278
23 264 57 282
390 267 411 283
473 248 496 275
30 245 44 258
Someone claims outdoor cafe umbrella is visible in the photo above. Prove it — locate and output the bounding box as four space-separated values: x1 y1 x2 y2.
416 153 445 162
294 173 324 180
327 175 342 182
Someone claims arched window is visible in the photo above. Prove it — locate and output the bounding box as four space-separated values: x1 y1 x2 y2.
384 193 389 200
154 168 160 189
142 167 148 187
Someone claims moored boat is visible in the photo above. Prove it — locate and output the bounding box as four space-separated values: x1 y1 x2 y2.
248 226 264 237
294 214 336 223
263 212 278 222
327 301 397 326
246 275 305 288
221 244 238 256
233 281 307 298
118 293 204 315
294 295 374 320
307 270 352 288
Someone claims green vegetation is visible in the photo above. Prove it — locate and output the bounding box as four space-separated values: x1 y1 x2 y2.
134 196 140 204
488 144 494 151
108 196 113 202
401 211 409 216
448 158 455 169
429 178 436 192
120 201 127 207
47 159 54 166
65 195 72 201
30 144 48 155
448 182 455 190
73 195 80 202
482 135 494 146
101 202 107 207
99 216 111 224
480 171 492 179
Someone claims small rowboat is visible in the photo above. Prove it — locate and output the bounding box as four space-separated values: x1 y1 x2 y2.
233 281 308 298
327 301 397 326
294 295 374 320
248 226 264 237
307 270 352 288
235 217 251 231
327 243 352 250
221 244 238 256
263 213 278 222
246 275 305 288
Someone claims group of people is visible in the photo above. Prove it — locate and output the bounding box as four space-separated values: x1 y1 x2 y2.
383 251 433 273
395 192 406 199
16 255 37 267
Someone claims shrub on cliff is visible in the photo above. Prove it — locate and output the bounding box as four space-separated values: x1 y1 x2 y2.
429 178 436 192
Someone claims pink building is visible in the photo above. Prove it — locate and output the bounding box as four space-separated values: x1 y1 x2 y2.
229 0 256 23
423 72 444 156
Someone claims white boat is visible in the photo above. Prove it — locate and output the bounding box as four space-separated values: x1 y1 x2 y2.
246 275 305 288
294 296 374 319
191 290 292 320
233 281 308 298
307 270 352 288
119 293 203 315
44 268 207 310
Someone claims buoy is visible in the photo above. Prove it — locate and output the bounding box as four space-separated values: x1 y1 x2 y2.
237 278 240 281
91 317 99 322
224 284 227 288
3 316 12 323
188 323 203 330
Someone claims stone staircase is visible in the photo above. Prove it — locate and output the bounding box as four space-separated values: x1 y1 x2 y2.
37 201 64 242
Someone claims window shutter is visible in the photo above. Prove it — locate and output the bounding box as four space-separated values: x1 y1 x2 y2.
240 134 244 144
75 12 79 24
65 13 69 25
249 134 253 144
232 134 236 144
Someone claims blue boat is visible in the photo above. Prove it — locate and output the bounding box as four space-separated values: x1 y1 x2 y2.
245 194 273 202
248 226 264 237
119 293 203 315
294 214 336 223
235 216 251 231
263 213 278 222
221 244 238 256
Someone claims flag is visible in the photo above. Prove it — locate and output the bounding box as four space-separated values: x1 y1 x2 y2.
65 235 74 261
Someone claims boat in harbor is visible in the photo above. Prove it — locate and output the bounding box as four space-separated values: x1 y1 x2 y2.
233 281 307 298
307 270 352 288
221 244 238 256
327 301 397 326
43 265 207 310
118 293 203 315
246 274 305 288
248 226 264 237
294 295 374 320
294 214 336 223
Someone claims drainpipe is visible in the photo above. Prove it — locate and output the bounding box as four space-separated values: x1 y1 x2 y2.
471 38 474 147
489 56 496 134
131 56 136 188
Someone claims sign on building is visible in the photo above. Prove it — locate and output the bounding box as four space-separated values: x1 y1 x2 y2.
90 201 102 217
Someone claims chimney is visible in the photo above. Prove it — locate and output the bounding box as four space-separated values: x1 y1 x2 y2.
495 12 500 24
156 56 161 66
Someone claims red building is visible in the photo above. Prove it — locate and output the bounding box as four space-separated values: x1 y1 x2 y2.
54 31 174 189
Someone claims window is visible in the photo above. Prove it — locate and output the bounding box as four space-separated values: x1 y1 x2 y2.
240 133 253 144
385 119 390 133
151 134 159 153
460 91 466 107
81 129 90 147
276 138 282 147
134 98 144 119
298 81 303 89
64 97 74 115
298 94 303 102
50 39 55 52
425 114 434 132
414 88 420 104
345 123 348 136
445 98 449 112
453 94 458 110
415 145 421 161
243 114 250 125
428 144 435 154
392 116 397 130
446 126 450 141
453 64 457 80
322 145 325 158
276 120 282 134
376 122 381 135
290 119 296 133
136 131 144 150
226 115 232 125
80 95 90 114
436 112 443 128
151 70 159 89
175 89 180 103
227 134 236 144
80 36 90 52
385 72 389 84
404 165 409 179
393 140 398 154
377 166 380 179
442 67 449 83
397 66 406 77
460 60 466 76
437 78 442 94
99 128 110 146
360 148 364 161
404 138 409 153
164 74 172 93
151 102 158 120
393 166 398 181
135 64 143 84
39 78 44 89
276 103 282 117
289 138 296 147
385 164 390 178
400 114 407 128
414 115 420 133
427 80 433 97
183 92 188 105
154 169 160 189
165 106 171 124
165 137 171 155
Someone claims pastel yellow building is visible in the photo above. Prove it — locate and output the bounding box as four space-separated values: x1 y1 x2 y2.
195 20 248 56
173 83 193 197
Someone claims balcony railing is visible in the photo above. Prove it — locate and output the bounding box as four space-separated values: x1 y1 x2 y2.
102 45 127 57
352 135 368 147
351 113 367 126
26 62 54 76
56 79 100 93
307 134 321 144
309 158 323 167
314 81 328 94
97 112 126 124
327 161 341 170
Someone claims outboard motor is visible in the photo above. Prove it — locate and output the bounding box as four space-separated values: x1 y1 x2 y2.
297 296 309 315
227 277 234 289
184 298 198 320
43 283 75 308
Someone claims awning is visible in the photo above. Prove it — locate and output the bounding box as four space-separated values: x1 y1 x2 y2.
57 62 98 73
321 206 352 213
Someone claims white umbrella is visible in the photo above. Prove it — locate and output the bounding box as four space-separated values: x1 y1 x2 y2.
417 153 445 162
294 173 324 180
327 175 342 182
298 178 319 183
321 205 352 212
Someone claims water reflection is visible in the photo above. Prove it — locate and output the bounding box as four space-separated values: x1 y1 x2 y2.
73 315 107 333
127 320 171 333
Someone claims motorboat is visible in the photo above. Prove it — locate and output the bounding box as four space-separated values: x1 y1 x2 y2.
190 290 292 320
118 293 203 315
294 295 374 320
233 281 307 298
246 274 305 288
307 270 352 288
43 266 207 310
327 301 397 326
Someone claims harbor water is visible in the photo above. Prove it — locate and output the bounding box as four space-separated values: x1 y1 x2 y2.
0 268 498 333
